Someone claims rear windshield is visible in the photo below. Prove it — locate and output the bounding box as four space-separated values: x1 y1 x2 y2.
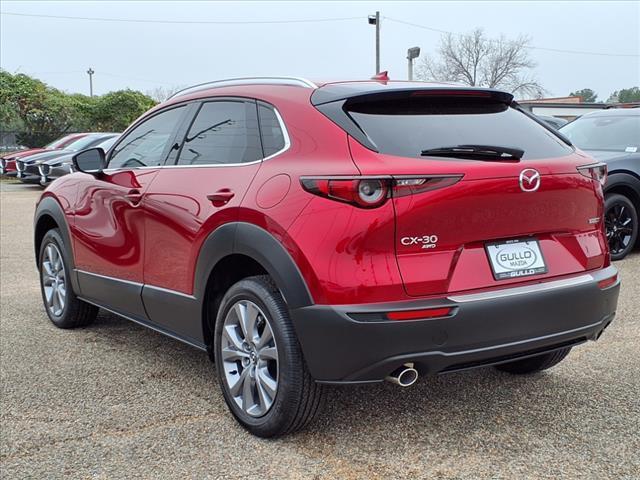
346 97 573 160
560 114 640 152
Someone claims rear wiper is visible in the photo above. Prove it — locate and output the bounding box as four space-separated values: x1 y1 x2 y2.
421 144 524 160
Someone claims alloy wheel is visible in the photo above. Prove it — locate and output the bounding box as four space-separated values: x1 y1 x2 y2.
221 300 279 417
605 202 635 256
41 243 67 317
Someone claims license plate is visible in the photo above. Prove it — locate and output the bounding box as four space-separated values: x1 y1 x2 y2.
485 238 547 280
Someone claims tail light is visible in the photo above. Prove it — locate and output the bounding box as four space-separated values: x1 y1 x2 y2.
300 175 463 208
300 177 389 208
577 163 607 187
393 176 463 197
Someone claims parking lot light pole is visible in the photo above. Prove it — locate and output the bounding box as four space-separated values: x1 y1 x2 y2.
407 47 420 81
368 12 380 74
87 68 94 97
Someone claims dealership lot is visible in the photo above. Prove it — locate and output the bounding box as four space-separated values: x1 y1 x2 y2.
1 184 638 479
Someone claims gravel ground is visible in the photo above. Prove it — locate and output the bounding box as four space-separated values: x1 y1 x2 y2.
1 184 639 479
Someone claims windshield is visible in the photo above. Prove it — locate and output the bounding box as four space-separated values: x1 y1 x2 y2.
560 114 640 152
97 136 119 151
45 134 81 149
346 98 572 160
65 134 116 152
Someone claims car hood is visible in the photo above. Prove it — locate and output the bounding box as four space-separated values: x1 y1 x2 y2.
2 148 46 160
41 152 73 166
19 150 70 164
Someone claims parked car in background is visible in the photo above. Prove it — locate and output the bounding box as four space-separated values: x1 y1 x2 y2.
16 133 119 183
561 108 640 260
38 135 120 185
34 77 619 437
536 115 569 130
0 133 88 176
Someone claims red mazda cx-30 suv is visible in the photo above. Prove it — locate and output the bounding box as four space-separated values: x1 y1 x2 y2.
34 77 620 437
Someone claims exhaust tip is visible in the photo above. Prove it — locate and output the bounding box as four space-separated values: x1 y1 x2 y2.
385 363 419 387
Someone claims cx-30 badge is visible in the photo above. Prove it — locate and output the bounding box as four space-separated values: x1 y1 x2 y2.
519 168 541 192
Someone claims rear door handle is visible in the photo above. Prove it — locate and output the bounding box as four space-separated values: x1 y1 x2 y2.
125 189 143 206
207 189 235 206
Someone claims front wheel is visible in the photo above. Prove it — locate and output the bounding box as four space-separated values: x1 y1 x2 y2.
605 193 638 260
38 229 98 328
214 276 324 437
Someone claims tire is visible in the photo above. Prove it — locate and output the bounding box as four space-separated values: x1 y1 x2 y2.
495 347 571 375
214 275 324 437
38 228 98 329
605 193 638 261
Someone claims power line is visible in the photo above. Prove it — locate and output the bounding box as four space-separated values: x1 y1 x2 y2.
3 10 636 58
0 11 363 25
384 17 640 58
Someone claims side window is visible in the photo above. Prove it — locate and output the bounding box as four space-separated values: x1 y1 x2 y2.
108 106 185 169
177 101 261 166
258 104 286 157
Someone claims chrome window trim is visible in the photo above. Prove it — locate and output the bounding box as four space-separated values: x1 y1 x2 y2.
448 274 593 303
103 104 290 173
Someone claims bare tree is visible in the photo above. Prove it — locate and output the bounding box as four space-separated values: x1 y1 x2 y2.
416 29 545 99
145 85 187 103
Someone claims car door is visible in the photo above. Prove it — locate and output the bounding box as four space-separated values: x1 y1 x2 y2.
72 105 189 319
141 98 266 342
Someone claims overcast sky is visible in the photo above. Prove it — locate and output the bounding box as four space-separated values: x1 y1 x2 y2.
1 1 638 100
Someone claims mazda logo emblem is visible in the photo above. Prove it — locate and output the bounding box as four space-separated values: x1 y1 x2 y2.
519 169 541 192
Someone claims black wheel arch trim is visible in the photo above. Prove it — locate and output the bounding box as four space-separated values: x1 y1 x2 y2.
33 196 80 293
605 171 640 200
194 222 314 309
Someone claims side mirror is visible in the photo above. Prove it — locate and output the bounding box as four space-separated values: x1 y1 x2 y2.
72 148 106 175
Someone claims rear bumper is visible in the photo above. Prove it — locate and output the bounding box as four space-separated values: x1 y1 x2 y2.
290 266 620 383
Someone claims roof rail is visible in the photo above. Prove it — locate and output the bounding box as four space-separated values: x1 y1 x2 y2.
168 77 318 100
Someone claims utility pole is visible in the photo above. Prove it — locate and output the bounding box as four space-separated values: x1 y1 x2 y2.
407 47 421 81
86 68 94 97
368 11 380 74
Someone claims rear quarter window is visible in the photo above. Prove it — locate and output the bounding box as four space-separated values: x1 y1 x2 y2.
258 104 287 157
345 97 573 160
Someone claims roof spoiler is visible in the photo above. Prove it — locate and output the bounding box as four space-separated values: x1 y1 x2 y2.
310 84 514 106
